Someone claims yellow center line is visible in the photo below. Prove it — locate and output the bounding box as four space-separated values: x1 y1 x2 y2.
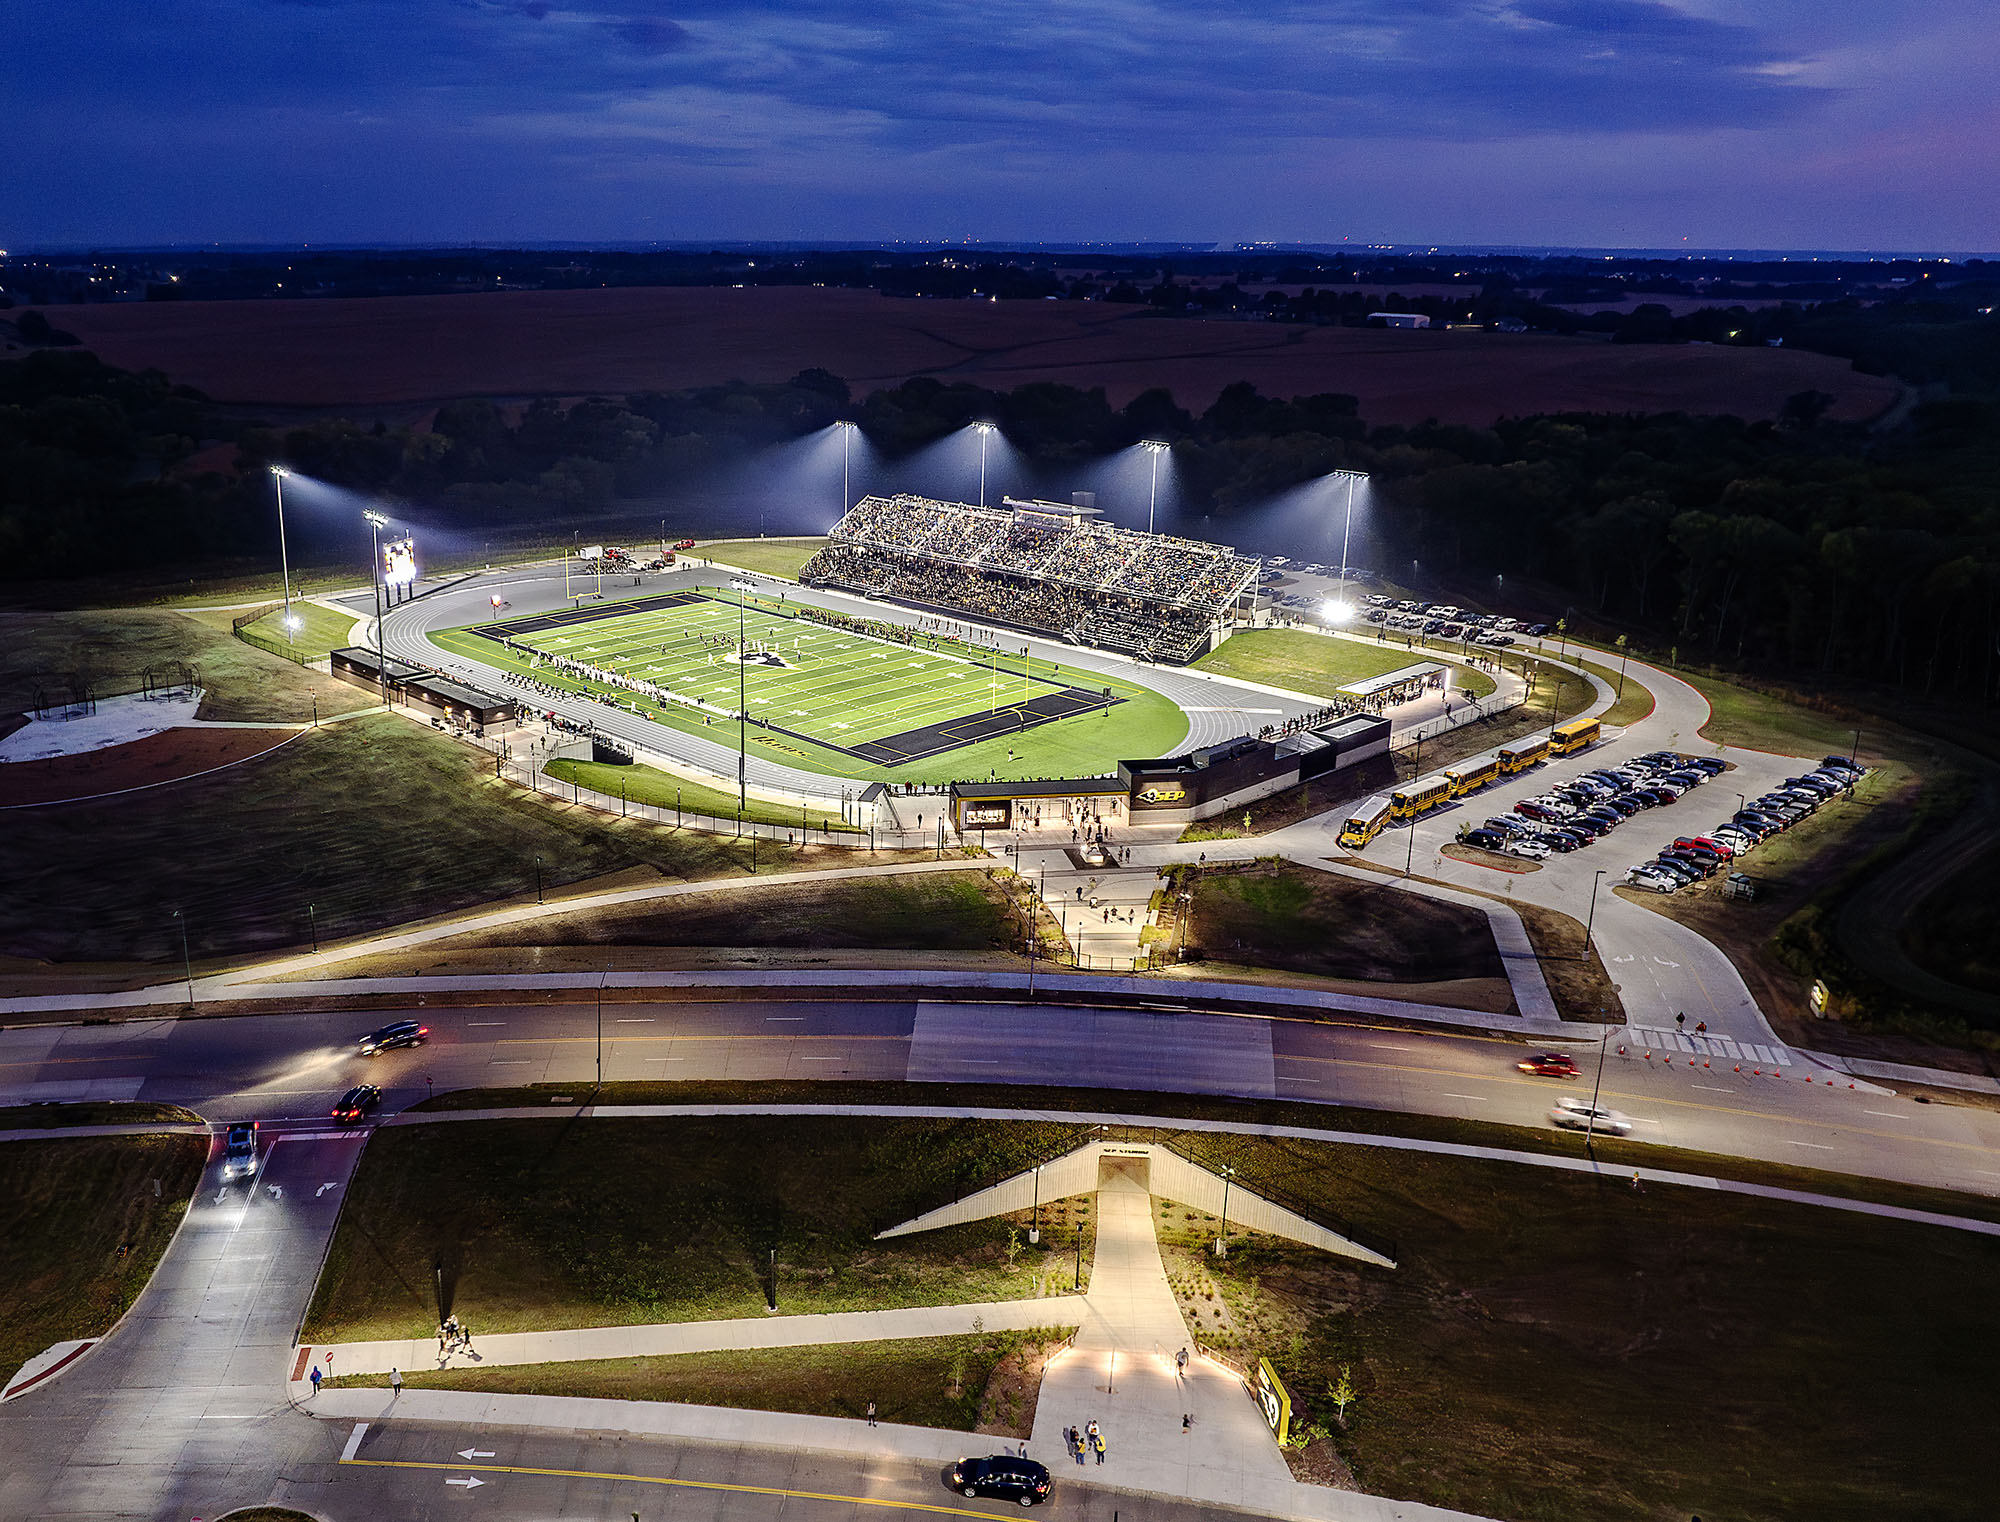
340 1455 1013 1516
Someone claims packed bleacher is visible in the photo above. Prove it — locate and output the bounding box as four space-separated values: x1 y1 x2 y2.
802 495 1261 664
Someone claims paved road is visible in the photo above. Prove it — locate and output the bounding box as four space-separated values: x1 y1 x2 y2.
3 998 1995 1196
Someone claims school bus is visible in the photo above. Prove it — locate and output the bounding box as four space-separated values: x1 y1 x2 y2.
1444 757 1500 799
1389 774 1453 820
1338 796 1394 850
1497 736 1549 773
1549 716 1602 756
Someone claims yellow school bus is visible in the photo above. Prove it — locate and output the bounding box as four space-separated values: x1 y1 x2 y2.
1389 775 1452 820
1444 757 1500 799
1497 736 1549 773
1550 717 1602 756
1338 796 1394 850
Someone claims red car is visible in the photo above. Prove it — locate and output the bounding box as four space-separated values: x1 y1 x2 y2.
674 537 696 551
1517 1052 1580 1078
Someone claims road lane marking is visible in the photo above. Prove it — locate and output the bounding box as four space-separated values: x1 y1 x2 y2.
489 1060 533 1065
339 1456 1017 1518
340 1423 368 1461
1863 1110 1908 1120
1788 1140 1834 1150
1369 1044 1414 1052
1443 1093 1489 1102
643 1057 685 1062
1691 1085 1735 1093
614 1018 655 1024
765 1016 806 1022
466 1022 506 1027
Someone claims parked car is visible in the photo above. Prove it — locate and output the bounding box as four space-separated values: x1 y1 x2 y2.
1503 838 1552 861
951 1457 1053 1506
1820 755 1864 777
1540 829 1587 852
1524 622 1550 636
1627 868 1680 893
1518 1051 1580 1078
332 1085 382 1124
1549 1096 1632 1136
1639 786 1681 805
1686 756 1728 776
1462 828 1508 851
1649 858 1702 886
358 1019 429 1056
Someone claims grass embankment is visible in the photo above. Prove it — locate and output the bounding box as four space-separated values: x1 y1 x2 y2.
1196 629 1497 701
0 608 374 724
697 537 828 580
1171 860 1506 987
543 757 856 832
303 1116 1098 1344
387 868 1039 958
1155 1135 1997 1522
0 712 894 965
0 1102 204 1129
329 1328 1073 1436
0 1133 208 1388
236 601 359 661
1678 667 1861 756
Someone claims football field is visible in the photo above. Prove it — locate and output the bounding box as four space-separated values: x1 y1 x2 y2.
464 588 1125 767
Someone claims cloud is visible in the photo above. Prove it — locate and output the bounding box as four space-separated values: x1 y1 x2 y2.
614 16 691 55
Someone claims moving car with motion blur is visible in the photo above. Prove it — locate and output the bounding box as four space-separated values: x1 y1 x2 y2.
332 1085 382 1124
1517 1051 1580 1078
358 1019 428 1055
222 1121 258 1179
1548 1096 1632 1136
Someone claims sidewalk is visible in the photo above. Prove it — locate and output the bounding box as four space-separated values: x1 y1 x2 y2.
304 1295 1086 1380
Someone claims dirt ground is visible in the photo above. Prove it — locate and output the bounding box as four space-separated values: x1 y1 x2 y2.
0 725 293 806
44 287 1898 425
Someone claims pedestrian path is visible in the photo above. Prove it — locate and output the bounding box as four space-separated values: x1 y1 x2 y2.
303 1294 1087 1380
1627 1022 1792 1066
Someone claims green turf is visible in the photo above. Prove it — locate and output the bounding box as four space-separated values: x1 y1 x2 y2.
1158 1135 1998 1522
696 537 828 580
236 601 358 661
328 1328 1072 1434
301 1115 1097 1342
431 585 1189 785
542 757 857 831
1196 629 1496 700
1677 669 1861 757
0 1133 208 1389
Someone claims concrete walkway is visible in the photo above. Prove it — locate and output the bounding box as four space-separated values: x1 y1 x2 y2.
306 1295 1087 1380
1028 1158 1295 1507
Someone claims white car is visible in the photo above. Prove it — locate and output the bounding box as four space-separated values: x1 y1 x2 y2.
1712 829 1755 854
1502 838 1551 861
1626 868 1679 893
1549 1097 1633 1136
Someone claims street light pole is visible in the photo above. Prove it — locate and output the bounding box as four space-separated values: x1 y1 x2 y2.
364 510 389 704
1216 1165 1234 1257
1583 868 1606 959
738 592 748 812
170 909 194 1008
269 465 294 635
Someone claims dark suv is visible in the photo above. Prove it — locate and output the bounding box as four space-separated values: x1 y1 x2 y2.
358 1019 429 1056
950 1456 1052 1506
332 1085 382 1123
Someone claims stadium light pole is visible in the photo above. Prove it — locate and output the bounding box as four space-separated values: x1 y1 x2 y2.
269 466 296 638
364 510 390 704
1140 440 1170 534
1330 469 1365 613
973 422 996 508
837 420 858 514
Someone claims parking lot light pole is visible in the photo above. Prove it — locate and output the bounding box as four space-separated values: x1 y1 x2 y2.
1583 869 1606 958
1215 1165 1235 1256
534 853 544 904
171 909 194 1008
269 465 294 633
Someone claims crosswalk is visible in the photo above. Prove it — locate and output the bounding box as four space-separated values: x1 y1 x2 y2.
1628 1024 1792 1067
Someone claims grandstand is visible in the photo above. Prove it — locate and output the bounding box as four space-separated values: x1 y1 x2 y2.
801 495 1262 664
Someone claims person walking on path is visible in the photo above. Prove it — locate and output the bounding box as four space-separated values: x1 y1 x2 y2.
309 1365 322 1398
866 1401 877 1427
389 1367 403 1397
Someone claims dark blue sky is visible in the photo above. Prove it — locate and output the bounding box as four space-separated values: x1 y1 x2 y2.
9 0 1992 249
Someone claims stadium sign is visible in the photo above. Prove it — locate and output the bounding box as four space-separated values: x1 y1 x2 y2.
1255 1357 1293 1446
1136 784 1186 804
963 801 1011 828
382 537 418 586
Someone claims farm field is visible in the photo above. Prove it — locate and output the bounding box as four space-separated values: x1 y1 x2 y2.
435 585 1189 781
42 286 1901 425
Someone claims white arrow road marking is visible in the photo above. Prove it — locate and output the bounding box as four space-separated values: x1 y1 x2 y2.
214 1188 229 1205
266 1184 283 1200
1651 957 1680 968
1612 954 1635 963
317 1182 339 1197
446 1476 486 1489
458 1448 496 1459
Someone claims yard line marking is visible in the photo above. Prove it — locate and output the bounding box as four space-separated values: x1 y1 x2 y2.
1787 1140 1834 1150
1862 1110 1909 1120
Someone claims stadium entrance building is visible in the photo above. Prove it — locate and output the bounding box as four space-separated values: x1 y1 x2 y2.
1335 662 1447 710
331 647 516 733
948 713 1390 832
802 494 1263 665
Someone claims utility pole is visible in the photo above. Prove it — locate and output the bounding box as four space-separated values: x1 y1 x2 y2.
738 590 748 812
364 510 390 704
1583 869 1606 959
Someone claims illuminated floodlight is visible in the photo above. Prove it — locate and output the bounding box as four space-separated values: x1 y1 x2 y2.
284 613 302 631
1321 599 1355 624
972 421 999 506
1140 440 1170 534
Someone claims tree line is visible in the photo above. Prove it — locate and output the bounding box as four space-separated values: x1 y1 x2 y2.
6 343 1999 702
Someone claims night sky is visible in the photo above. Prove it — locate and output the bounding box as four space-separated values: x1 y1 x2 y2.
10 0 1993 249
